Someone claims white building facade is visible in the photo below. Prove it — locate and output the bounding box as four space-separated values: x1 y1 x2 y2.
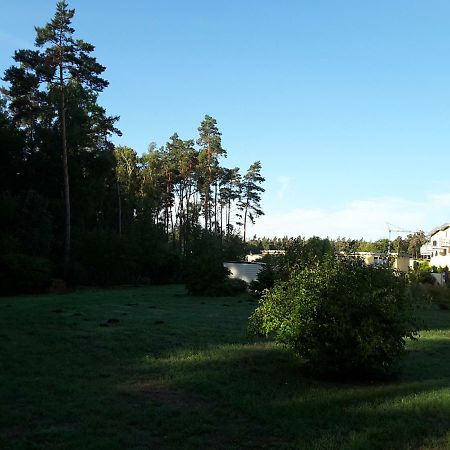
420 223 450 268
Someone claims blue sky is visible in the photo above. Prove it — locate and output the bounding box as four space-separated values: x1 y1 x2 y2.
2 1 450 239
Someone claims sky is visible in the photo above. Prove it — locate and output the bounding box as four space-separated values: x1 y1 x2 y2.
2 0 450 240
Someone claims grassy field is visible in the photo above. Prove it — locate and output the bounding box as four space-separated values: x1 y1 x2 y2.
1 285 450 450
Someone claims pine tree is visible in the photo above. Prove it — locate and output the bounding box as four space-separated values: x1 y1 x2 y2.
239 161 265 241
4 1 110 270
197 115 226 231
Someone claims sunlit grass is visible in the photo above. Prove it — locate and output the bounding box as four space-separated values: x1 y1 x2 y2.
1 285 450 449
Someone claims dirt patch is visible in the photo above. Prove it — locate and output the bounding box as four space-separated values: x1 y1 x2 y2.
48 278 68 294
123 378 207 411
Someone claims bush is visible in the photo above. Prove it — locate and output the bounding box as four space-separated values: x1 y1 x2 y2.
277 236 334 282
0 253 52 295
249 255 421 378
249 264 276 298
130 221 181 284
184 231 230 296
223 278 248 296
249 237 334 298
409 261 436 285
72 232 139 286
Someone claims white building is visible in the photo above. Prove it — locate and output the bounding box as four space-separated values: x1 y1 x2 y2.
223 261 265 283
420 223 450 268
246 249 286 262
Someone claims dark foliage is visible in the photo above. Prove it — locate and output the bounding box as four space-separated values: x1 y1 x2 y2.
223 278 248 296
184 231 231 296
71 231 139 286
0 253 52 295
249 264 276 298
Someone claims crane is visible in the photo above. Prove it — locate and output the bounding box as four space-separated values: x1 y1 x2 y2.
386 222 413 254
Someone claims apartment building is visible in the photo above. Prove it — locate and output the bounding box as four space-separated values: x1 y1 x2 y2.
420 223 450 267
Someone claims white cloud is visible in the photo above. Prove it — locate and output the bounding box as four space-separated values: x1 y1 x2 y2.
248 194 450 240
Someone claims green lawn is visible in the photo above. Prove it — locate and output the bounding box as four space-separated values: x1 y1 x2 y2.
1 285 450 449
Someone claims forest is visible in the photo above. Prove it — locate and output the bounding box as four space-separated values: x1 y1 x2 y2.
0 1 265 294
0 1 427 296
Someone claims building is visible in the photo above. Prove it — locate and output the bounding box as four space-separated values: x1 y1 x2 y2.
246 249 286 262
223 261 265 283
420 223 450 268
345 252 411 272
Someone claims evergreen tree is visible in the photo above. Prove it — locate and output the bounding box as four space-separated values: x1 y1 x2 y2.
238 161 265 241
197 115 226 231
4 0 111 270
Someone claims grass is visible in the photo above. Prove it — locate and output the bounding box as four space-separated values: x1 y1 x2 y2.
1 285 450 449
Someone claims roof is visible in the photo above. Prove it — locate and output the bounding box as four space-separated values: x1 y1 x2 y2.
429 223 450 237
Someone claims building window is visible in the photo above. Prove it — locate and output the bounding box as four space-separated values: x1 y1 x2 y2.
433 240 437 246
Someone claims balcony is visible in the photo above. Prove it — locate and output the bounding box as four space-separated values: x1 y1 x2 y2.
440 238 450 247
420 243 434 256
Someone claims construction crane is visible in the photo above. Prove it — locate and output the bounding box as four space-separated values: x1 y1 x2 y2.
386 222 413 254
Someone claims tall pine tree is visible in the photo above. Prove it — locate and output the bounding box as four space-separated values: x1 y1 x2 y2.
239 161 265 241
4 1 110 270
197 115 226 231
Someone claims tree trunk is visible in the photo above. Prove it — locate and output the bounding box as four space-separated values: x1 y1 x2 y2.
220 201 223 236
205 135 211 231
60 64 71 272
243 205 248 242
214 181 218 233
116 173 122 236
227 196 231 235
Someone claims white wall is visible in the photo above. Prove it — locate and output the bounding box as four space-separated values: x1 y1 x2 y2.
223 262 265 284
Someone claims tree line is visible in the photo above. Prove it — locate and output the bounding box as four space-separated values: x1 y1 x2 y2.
0 1 264 293
248 233 427 259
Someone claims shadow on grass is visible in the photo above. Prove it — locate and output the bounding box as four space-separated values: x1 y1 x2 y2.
118 338 450 449
2 287 450 449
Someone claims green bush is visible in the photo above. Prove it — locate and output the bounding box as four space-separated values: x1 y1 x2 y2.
0 253 52 295
249 255 421 378
249 237 334 298
409 261 436 285
277 236 334 282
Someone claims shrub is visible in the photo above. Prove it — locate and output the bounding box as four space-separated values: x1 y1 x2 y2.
249 264 276 298
223 278 248 296
277 236 334 281
130 221 181 283
0 253 52 295
72 232 139 286
249 255 421 378
409 261 436 285
184 231 230 296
